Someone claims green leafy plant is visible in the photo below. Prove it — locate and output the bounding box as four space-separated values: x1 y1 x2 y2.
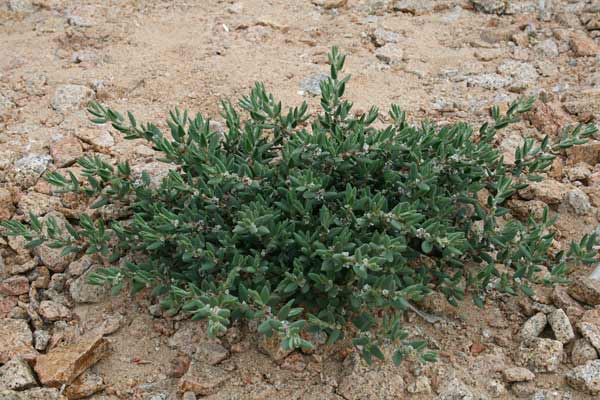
2 47 598 364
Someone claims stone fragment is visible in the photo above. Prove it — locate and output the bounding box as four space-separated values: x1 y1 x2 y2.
177 362 230 396
563 189 592 215
195 342 228 365
34 335 109 387
375 43 403 64
519 180 568 204
566 360 600 395
0 189 15 220
502 367 535 382
51 85 94 113
436 378 475 400
74 129 114 149
535 39 559 57
571 32 600 57
38 300 72 322
13 154 52 190
49 137 83 168
0 319 36 364
0 276 29 296
517 338 563 372
311 0 348 9
569 276 600 306
520 312 547 340
66 256 94 278
130 161 176 190
33 330 50 351
572 339 599 366
258 335 293 362
299 73 328 96
64 371 105 400
34 212 77 272
406 376 431 394
0 359 37 391
17 192 60 219
69 265 108 304
370 27 400 47
20 387 65 399
548 309 575 343
8 0 34 13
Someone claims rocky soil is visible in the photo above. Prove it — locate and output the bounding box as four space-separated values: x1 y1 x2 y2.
3 0 600 399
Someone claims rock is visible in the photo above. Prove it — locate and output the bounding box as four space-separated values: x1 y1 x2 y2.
566 360 600 395
375 43 403 64
258 336 293 362
8 260 36 276
130 161 176 190
167 321 206 355
64 371 104 399
51 85 94 113
0 359 37 391
564 90 600 121
547 309 574 343
0 276 29 296
502 367 535 382
337 351 406 400
370 27 400 47
0 319 36 364
0 388 65 399
74 128 114 150
7 0 34 13
466 73 511 90
195 342 228 366
167 355 190 378
566 142 600 165
69 265 108 304
563 189 592 215
49 137 83 168
182 392 196 400
486 379 506 397
566 162 592 181
67 256 94 278
0 296 17 318
17 192 60 219
38 300 72 322
13 153 52 189
34 212 78 272
471 0 505 14
34 335 109 387
572 339 599 366
436 378 475 400
497 60 538 85
0 189 15 220
96 314 123 336
48 274 66 292
299 73 328 96
517 338 563 372
535 39 559 57
569 276 600 306
391 0 435 15
571 32 600 57
177 362 231 396
311 0 348 9
498 133 524 165
519 180 568 205
578 320 600 353
406 376 431 394
33 330 50 351
520 312 547 340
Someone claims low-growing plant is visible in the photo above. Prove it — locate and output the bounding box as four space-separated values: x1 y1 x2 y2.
3 48 599 364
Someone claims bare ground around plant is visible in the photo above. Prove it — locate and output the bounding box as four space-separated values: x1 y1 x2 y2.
2 0 600 399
